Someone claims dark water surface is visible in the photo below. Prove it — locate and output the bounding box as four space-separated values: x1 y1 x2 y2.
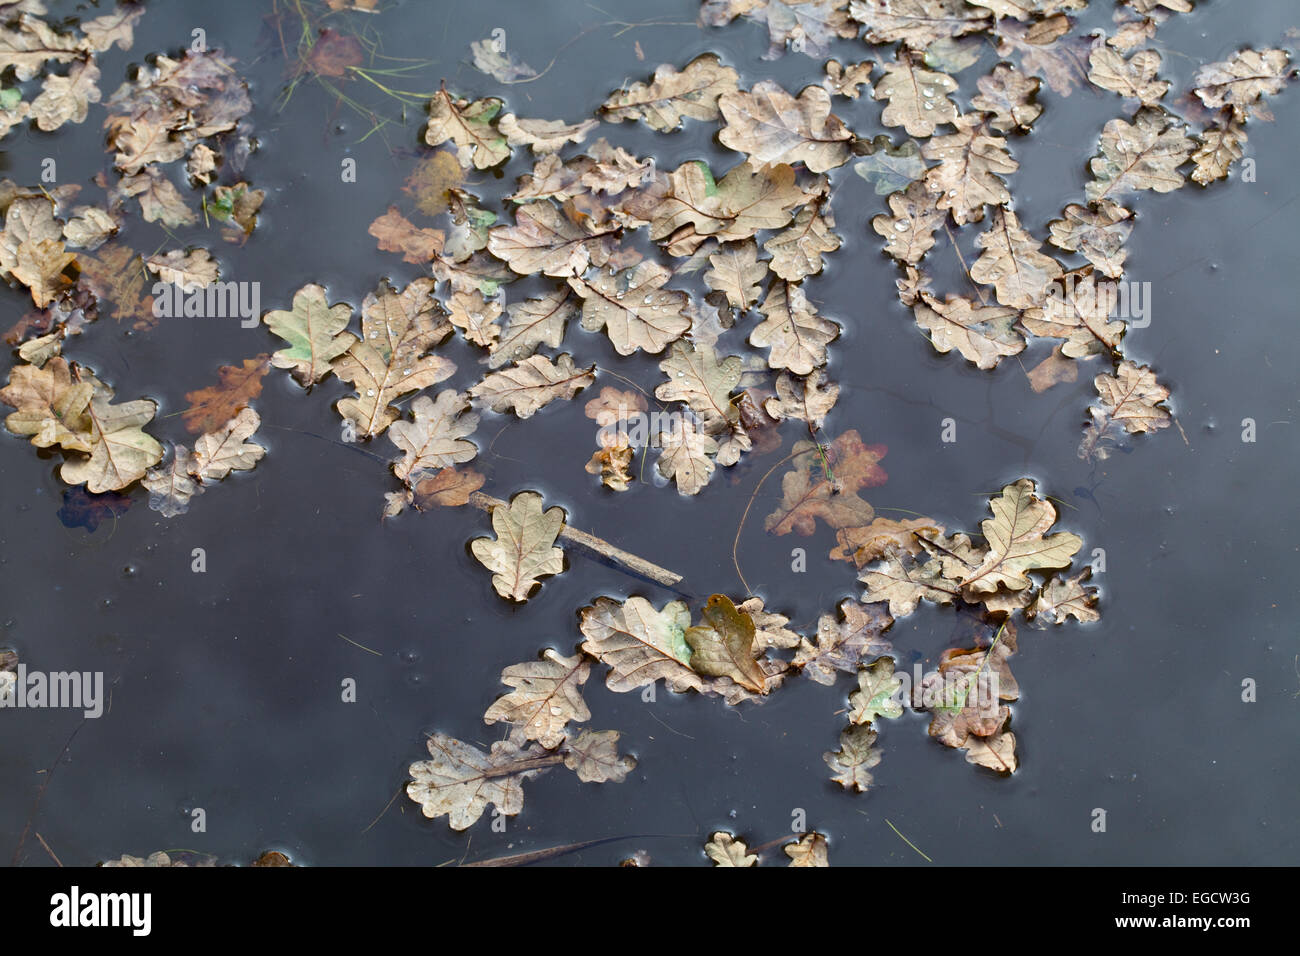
1 0 1297 866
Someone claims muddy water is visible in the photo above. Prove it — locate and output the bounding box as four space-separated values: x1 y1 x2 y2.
0 0 1297 866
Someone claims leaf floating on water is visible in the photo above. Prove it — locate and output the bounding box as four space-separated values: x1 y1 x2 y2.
969 207 1063 311
849 0 990 49
656 417 718 496
718 81 853 174
1046 201 1132 279
823 60 874 98
141 443 203 517
784 832 830 867
263 283 356 387
570 262 691 355
824 724 880 791
1028 567 1099 624
993 15 1095 98
765 430 886 535
849 657 904 724
704 831 757 867
579 596 699 694
425 90 510 169
0 354 93 453
764 369 839 428
470 491 565 602
562 729 636 783
922 114 1018 226
793 599 894 685
484 649 592 748
970 62 1042 133
601 53 739 132
873 58 959 138
498 114 599 155
470 353 595 418
750 280 839 375
853 135 926 196
388 390 479 484
1193 48 1292 123
704 239 768 310
831 516 943 568
190 408 265 481
960 479 1082 594
1078 359 1170 460
407 732 555 831
1086 107 1194 201
489 288 575 369
1087 45 1169 107
684 594 769 694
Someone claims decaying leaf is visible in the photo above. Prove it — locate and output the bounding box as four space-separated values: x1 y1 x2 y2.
1029 568 1099 624
848 656 904 724
824 59 873 98
764 195 840 281
872 180 945 266
60 391 164 493
571 262 691 355
145 249 219 290
425 90 510 169
407 732 554 830
489 288 575 369
182 356 271 435
387 390 479 483
1087 45 1168 106
656 417 718 495
718 81 852 173
970 62 1042 132
1046 200 1132 278
970 207 1064 310
705 831 757 867
0 355 93 452
683 594 769 694
579 596 700 694
30 59 100 131
446 290 503 348
764 430 886 535
831 516 943 567
764 369 838 428
586 441 634 491
331 278 456 437
793 599 893 685
1020 271 1125 358
960 478 1082 594
859 547 961 616
562 729 636 783
141 444 203 517
1078 359 1170 459
368 207 445 264
1087 107 1193 201
263 283 356 387
1193 48 1292 123
655 340 742 429
873 59 959 138
484 649 591 748
852 135 926 196
488 200 617 278
601 54 739 132
922 114 1018 226
470 353 595 418
993 16 1095 98
498 113 599 155
785 832 829 867
636 160 807 248
470 491 565 601
704 239 768 310
824 724 880 791
913 293 1024 369
469 36 537 83
849 0 990 49
750 281 839 375
410 466 486 510
1190 122 1247 186
190 407 265 481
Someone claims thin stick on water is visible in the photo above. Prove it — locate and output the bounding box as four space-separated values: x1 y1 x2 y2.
468 492 682 588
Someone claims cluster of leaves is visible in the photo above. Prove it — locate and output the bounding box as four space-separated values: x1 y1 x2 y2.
705 830 829 866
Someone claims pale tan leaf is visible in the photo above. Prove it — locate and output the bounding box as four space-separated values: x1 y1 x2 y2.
793 599 894 686
970 62 1042 132
470 491 565 602
970 207 1063 309
145 249 219 290
656 417 718 495
483 649 591 748
578 596 701 694
263 283 356 386
600 53 739 131
824 724 880 791
750 281 838 374
704 239 767 309
488 288 575 368
388 390 479 483
785 832 829 867
718 81 852 173
873 59 959 138
705 832 757 867
562 729 636 783
1046 200 1132 278
960 478 1082 594
498 113 598 154
488 200 617 278
30 59 99 131
1087 107 1193 201
1193 48 1291 123
470 353 595 418
922 114 1018 226
424 90 510 169
1087 46 1168 105
913 293 1024 369
570 261 690 355
764 369 838 428
763 195 840 280
871 180 945 266
407 733 554 830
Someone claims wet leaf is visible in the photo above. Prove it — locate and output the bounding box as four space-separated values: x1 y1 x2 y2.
684 594 768 694
498 113 599 155
60 391 164 493
601 53 739 132
586 441 634 491
764 430 885 535
970 207 1063 310
407 732 555 830
263 283 357 387
331 278 456 437
922 115 1017 226
484 649 591 748
58 486 131 531
182 356 271 435
764 369 839 428
970 62 1042 132
1020 271 1125 357
793 599 893 685
1078 359 1170 459
190 407 265 481
0 354 93 452
994 16 1095 98
656 417 718 495
1087 107 1193 201
488 200 616 278
119 169 196 227
387 390 479 483
704 239 767 310
831 516 943 567
638 160 807 247
425 90 510 169
705 831 756 867
489 288 575 369
403 150 464 217
750 280 838 374
655 340 742 429
305 28 363 77
368 207 444 264
1046 200 1132 278
823 59 873 98
824 724 880 791
562 729 636 783
1025 344 1079 392
960 478 1082 594
852 135 925 196
470 353 595 418
579 596 700 694
469 36 536 83
145 249 219 290
872 180 944 266
470 491 565 602
764 195 840 281
873 59 959 138
913 292 1024 369
447 290 503 348
10 237 74 307
849 0 990 48
141 445 201 518
410 466 485 510
30 59 100 131
1190 121 1247 185
859 548 961 615
1193 48 1292 123
0 13 81 81
849 657 904 723
570 261 691 355
1087 45 1168 106
1029 567 1099 624
785 832 829 866
718 81 852 173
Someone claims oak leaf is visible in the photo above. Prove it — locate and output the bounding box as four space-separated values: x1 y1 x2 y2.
824 724 880 791
470 353 594 418
190 407 265 480
718 81 852 173
425 90 510 169
656 417 718 495
484 649 591 748
683 594 768 694
793 599 893 685
1193 48 1291 123
600 53 739 131
960 479 1082 594
705 832 756 867
750 280 838 375
848 657 904 723
562 729 636 783
470 491 565 601
570 262 690 355
387 390 479 483
407 732 554 830
873 59 959 138
579 596 700 694
263 283 356 386
489 288 575 369
1086 107 1193 201
970 207 1063 310
913 293 1024 369
182 355 270 435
